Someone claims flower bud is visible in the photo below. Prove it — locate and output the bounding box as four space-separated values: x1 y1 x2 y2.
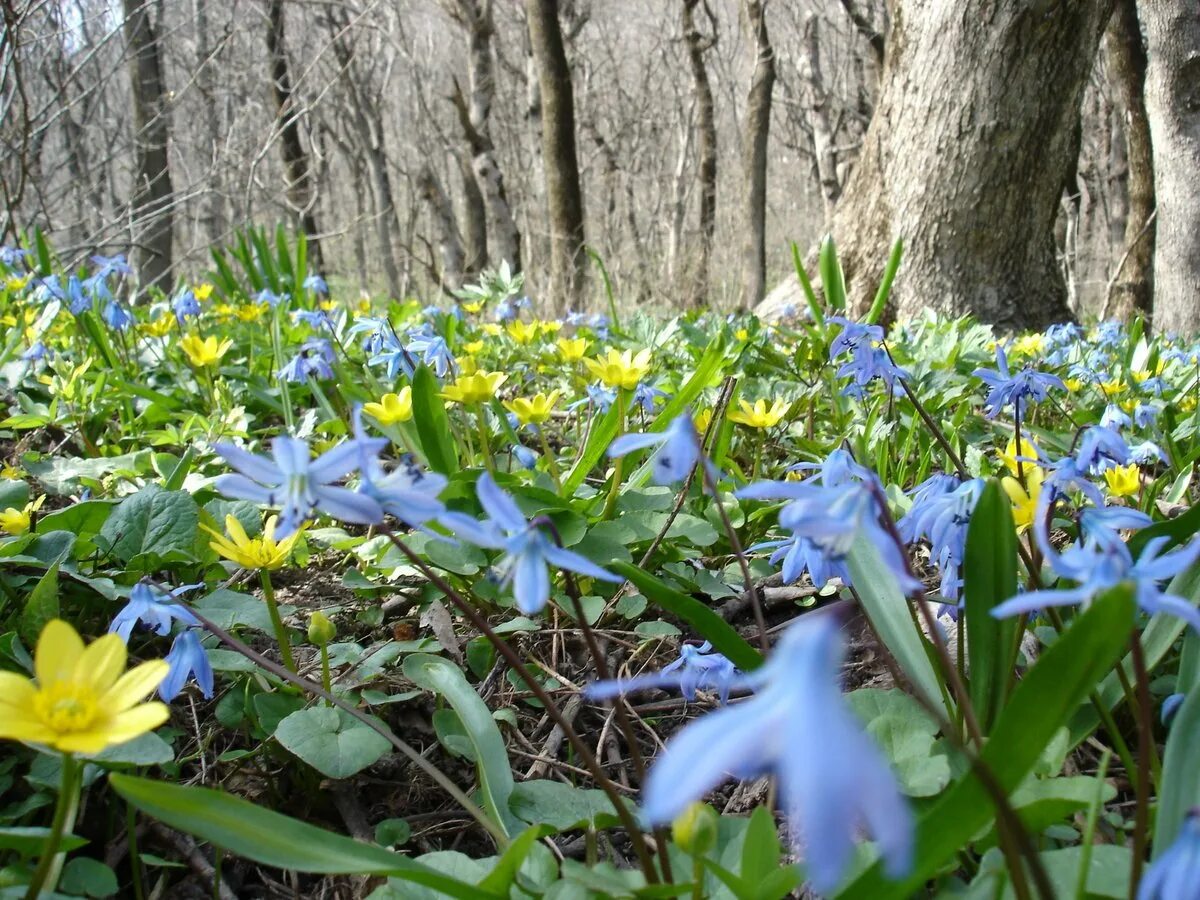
308 611 336 646
672 802 718 856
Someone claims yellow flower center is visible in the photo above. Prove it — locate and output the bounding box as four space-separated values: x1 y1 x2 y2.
34 682 98 733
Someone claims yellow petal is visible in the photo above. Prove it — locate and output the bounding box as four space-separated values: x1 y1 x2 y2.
100 660 169 712
0 710 55 745
74 633 126 694
0 671 36 708
224 514 250 548
36 620 84 686
94 703 171 747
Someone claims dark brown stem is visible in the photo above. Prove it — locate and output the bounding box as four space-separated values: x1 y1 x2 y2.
1130 630 1153 895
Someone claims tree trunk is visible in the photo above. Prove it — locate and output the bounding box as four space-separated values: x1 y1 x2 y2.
1139 0 1200 334
682 0 718 306
740 0 775 308
799 13 841 220
265 0 324 272
757 0 1113 330
1103 0 1155 322
525 0 587 307
122 0 174 293
458 153 488 277
417 165 466 290
450 0 522 273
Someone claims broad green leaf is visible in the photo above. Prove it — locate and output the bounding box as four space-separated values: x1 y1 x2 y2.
509 780 623 833
91 732 174 767
59 857 118 898
109 774 487 898
844 540 942 709
98 485 199 565
411 365 459 475
846 689 950 797
274 707 390 779
0 826 88 856
610 561 762 671
403 654 521 839
963 479 1019 731
19 559 60 645
836 585 1134 899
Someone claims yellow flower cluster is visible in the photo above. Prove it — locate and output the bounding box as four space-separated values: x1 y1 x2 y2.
364 387 413 425
728 398 788 429
584 348 651 390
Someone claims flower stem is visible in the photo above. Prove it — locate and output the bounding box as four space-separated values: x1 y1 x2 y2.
259 569 296 673
320 643 332 707
601 389 628 521
1130 629 1153 895
474 405 496 473
538 427 562 491
25 753 82 900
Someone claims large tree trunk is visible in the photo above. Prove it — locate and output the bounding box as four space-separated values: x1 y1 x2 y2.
1139 0 1200 334
265 0 324 273
122 0 174 293
799 12 841 220
525 0 587 307
1102 0 1155 322
757 0 1113 330
682 0 718 307
417 165 466 290
740 0 775 308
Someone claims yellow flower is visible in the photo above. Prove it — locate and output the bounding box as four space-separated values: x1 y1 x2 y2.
506 321 539 344
1104 464 1140 498
1130 369 1150 384
504 391 561 426
180 334 233 368
234 303 266 323
204 514 300 570
1099 379 1127 398
1011 334 1044 356
538 320 562 335
694 408 713 434
458 356 479 376
212 303 237 320
998 436 1041 478
363 388 413 425
462 301 484 314
1001 467 1043 532
1120 397 1137 414
1064 378 1084 393
5 275 30 292
463 340 485 354
140 315 173 338
727 398 788 429
0 495 44 535
0 463 24 480
193 283 214 301
482 323 503 337
584 348 651 390
442 371 508 405
0 619 169 754
1181 396 1198 413
734 328 750 342
557 337 588 362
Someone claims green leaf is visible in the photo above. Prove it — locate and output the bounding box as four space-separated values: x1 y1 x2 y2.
818 236 846 311
19 559 60 645
610 561 762 671
0 826 88 857
477 825 553 894
509 780 623 833
1128 500 1200 559
846 689 951 797
410 365 459 475
274 707 390 779
109 775 488 898
836 585 1135 899
402 654 521 839
563 399 621 496
1154 684 1200 856
193 589 295 634
59 857 118 898
790 241 824 332
844 540 942 709
963 479 1019 731
98 485 199 565
864 238 903 325
36 501 113 540
91 732 174 767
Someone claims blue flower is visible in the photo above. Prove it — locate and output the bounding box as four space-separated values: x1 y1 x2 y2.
1139 808 1200 900
511 444 538 470
1134 403 1160 428
256 288 287 308
569 383 616 415
90 254 132 277
292 308 333 329
102 300 133 331
898 475 984 604
564 310 587 327
351 408 447 531
972 346 1064 419
21 342 49 362
1162 693 1186 726
1101 404 1131 431
65 276 90 314
173 288 200 325
160 629 214 701
303 274 328 295
405 333 454 378
279 338 335 383
0 246 30 269
495 299 517 322
440 473 621 614
639 614 912 893
608 414 705 486
631 381 667 415
749 533 851 589
109 581 202 642
826 318 906 397
213 434 387 538
585 641 740 705
1074 424 1130 474
827 317 883 359
1129 441 1165 465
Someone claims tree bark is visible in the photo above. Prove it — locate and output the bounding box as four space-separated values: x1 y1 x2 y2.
682 0 718 306
757 0 1113 330
122 0 174 293
457 152 488 277
525 0 587 307
740 0 775 308
417 165 466 289
265 0 324 272
449 0 522 273
798 12 840 220
1139 0 1200 334
1103 0 1155 322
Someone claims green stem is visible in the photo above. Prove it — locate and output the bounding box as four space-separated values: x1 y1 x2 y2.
127 799 145 900
25 754 82 900
537 427 562 491
320 644 332 707
259 569 296 673
474 405 496 473
601 389 628 520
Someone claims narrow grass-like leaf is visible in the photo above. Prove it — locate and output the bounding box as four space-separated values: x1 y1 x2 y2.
818 235 847 311
837 585 1134 899
790 241 824 332
562 399 621 496
1153 684 1200 856
411 365 459 475
963 479 1018 731
610 561 762 670
109 775 489 898
402 654 521 839
865 238 903 325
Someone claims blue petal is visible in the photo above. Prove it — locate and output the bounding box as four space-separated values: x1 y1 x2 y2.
311 486 384 526
512 549 550 614
213 442 282 484
439 511 506 549
542 544 622 583
608 431 664 458
213 474 274 504
475 473 528 534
